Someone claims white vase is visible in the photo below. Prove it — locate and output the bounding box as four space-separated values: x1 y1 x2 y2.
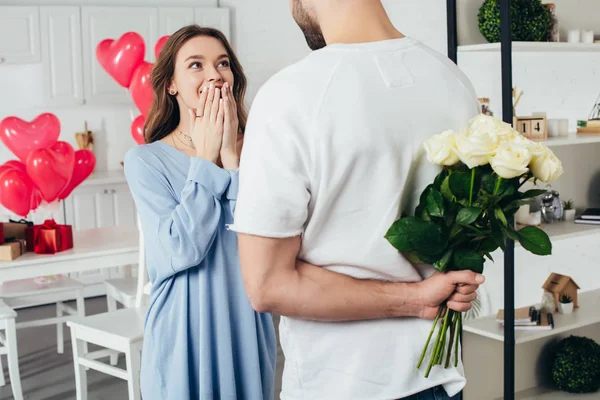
559 302 574 314
563 209 576 221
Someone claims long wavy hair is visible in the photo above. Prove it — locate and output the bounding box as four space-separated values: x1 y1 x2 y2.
144 25 248 143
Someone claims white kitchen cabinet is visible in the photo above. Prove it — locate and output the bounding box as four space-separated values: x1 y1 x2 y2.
40 6 84 107
81 6 158 105
158 7 195 36
195 8 231 40
62 170 137 292
0 6 40 64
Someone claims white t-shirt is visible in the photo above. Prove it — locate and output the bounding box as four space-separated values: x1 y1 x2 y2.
230 37 479 399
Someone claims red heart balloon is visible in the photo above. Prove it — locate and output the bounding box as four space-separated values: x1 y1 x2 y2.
0 163 36 216
58 150 96 200
26 141 75 203
130 62 154 116
0 113 61 162
96 32 146 88
0 161 43 210
131 115 146 145
155 35 170 59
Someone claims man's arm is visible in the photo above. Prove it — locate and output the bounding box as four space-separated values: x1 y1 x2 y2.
238 233 485 321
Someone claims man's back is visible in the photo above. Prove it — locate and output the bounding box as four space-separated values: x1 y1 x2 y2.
233 37 479 399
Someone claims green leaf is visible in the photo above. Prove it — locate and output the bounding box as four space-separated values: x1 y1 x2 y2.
518 226 552 256
412 222 449 257
426 188 445 218
520 189 547 200
440 176 454 201
479 237 499 253
449 224 462 240
456 207 483 225
449 172 472 200
452 248 485 274
494 207 508 227
504 224 520 241
433 249 454 272
384 217 419 252
475 193 501 208
434 169 449 191
491 221 506 251
481 173 497 194
484 252 494 262
403 251 424 264
503 199 531 214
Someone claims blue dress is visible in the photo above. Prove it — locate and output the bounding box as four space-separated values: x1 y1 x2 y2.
123 141 277 400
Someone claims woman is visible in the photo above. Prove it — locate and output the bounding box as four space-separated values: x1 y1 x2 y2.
123 25 276 400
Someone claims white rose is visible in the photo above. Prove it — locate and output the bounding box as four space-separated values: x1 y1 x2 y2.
489 141 532 179
530 147 563 182
423 130 460 166
468 114 514 144
454 129 496 168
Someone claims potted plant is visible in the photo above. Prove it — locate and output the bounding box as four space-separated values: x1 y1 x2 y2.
551 335 600 393
559 294 574 314
563 199 576 221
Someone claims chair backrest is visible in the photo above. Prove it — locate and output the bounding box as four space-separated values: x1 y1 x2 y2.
134 214 148 308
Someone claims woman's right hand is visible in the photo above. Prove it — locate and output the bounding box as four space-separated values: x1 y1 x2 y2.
188 82 224 163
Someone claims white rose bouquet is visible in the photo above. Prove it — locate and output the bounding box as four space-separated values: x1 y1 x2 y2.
385 114 563 377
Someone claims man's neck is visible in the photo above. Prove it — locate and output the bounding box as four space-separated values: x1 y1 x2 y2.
319 1 404 45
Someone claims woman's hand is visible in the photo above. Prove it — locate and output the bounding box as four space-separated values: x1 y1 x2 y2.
188 83 224 163
220 82 240 170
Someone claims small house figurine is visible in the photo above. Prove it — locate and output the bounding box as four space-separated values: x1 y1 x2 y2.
542 273 580 311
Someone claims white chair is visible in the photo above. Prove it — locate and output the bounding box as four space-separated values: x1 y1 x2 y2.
67 223 148 400
0 299 23 400
0 276 85 354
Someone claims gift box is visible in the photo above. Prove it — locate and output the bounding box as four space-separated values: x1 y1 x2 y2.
26 220 73 254
0 238 27 261
2 219 33 241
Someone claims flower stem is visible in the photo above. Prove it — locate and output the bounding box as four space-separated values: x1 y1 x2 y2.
493 177 503 196
426 307 452 377
417 306 443 369
425 307 446 377
454 313 462 368
469 168 475 206
445 312 459 368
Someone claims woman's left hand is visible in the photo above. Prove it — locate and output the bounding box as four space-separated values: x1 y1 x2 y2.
221 82 240 170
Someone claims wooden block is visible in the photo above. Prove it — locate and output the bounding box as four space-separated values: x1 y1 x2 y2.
514 116 547 141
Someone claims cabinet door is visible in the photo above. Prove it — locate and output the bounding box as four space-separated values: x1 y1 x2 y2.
158 7 195 36
81 6 158 105
40 7 84 107
194 8 231 40
0 6 41 64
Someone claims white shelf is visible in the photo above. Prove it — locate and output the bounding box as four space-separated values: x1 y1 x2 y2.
463 289 600 344
537 220 600 242
459 42 600 53
543 134 600 147
79 169 126 187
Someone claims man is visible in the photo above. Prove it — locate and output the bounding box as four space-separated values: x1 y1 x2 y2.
229 1 484 399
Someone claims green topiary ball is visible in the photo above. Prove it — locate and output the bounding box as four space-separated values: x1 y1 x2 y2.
478 0 551 43
551 336 600 393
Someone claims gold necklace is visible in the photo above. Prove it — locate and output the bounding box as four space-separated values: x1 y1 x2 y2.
177 129 193 143
174 132 195 149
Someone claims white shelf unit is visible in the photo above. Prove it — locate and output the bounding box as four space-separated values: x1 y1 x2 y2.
543 134 600 147
462 289 600 400
459 42 600 53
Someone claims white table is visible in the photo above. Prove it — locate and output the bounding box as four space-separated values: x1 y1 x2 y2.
0 225 139 283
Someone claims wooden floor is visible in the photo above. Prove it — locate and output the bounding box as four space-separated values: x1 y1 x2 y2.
0 297 284 400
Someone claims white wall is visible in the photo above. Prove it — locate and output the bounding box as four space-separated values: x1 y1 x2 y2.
0 0 448 171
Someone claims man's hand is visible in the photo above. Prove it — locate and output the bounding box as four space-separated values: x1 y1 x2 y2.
416 271 485 320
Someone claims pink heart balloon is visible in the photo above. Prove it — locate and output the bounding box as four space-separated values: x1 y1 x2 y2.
59 150 96 200
131 115 146 145
0 113 61 162
155 35 170 59
129 62 154 117
26 141 75 203
96 32 146 88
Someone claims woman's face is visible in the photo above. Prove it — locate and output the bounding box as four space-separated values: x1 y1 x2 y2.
169 35 234 112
